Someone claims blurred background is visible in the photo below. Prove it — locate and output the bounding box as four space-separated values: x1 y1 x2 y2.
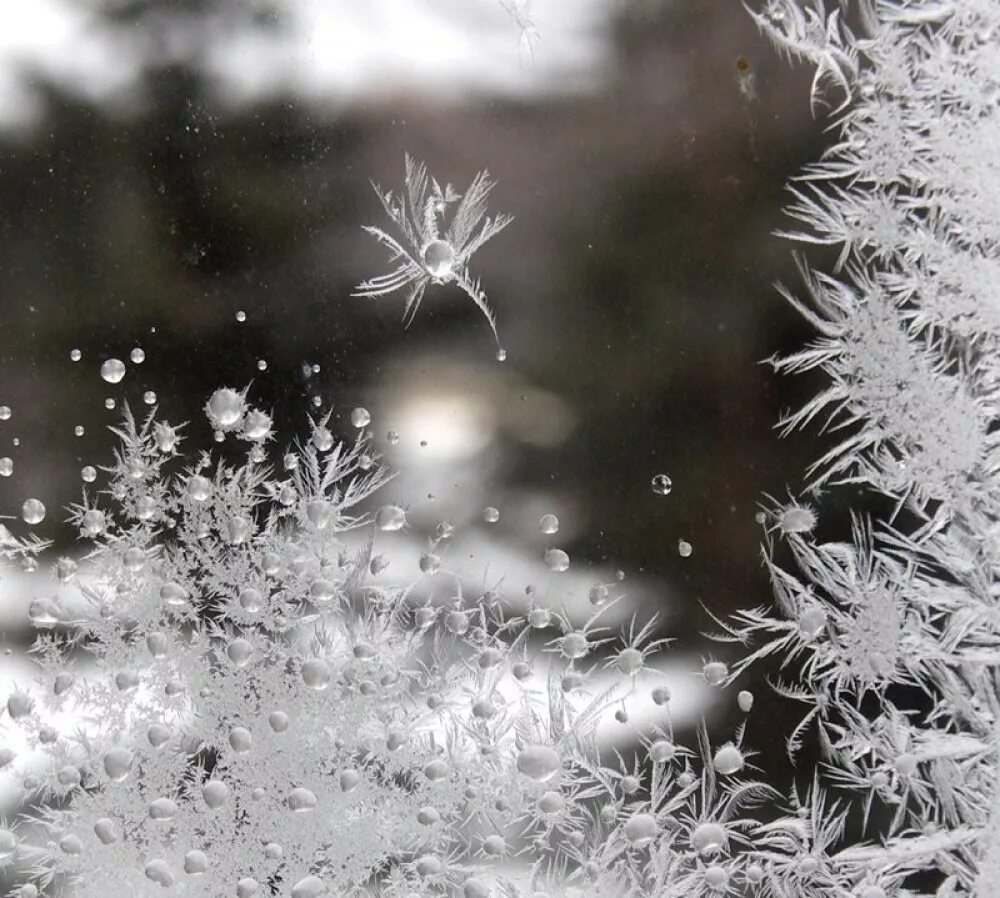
0 0 842 814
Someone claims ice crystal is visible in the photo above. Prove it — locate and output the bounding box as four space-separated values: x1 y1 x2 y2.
354 155 513 350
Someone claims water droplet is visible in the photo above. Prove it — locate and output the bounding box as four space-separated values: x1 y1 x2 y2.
28 597 60 626
376 504 407 531
188 475 211 502
713 743 744 775
301 658 331 690
148 797 179 820
703 661 728 686
81 466 97 483
350 407 371 428
269 710 290 733
143 390 157 405
206 388 245 430
483 506 500 523
651 474 673 496
616 647 644 676
94 818 118 844
678 539 693 557
202 779 230 809
737 690 754 712
692 821 727 853
70 349 81 362
780 505 816 534
544 548 570 572
422 239 455 278
516 744 561 782
0 458 12 477
422 759 449 781
559 631 590 659
184 850 208 875
798 607 827 639
103 747 133 781
145 860 175 887
291 875 326 898
100 359 126 384
288 787 317 812
649 740 677 763
237 878 261 898
625 813 657 846
340 769 360 792
82 509 106 535
539 513 559 534
104 398 116 410
228 727 252 754
21 499 45 525
704 865 728 891
495 347 507 362
419 553 441 575
0 406 9 421
236 310 246 322
130 347 145 364
74 425 85 436
147 724 171 748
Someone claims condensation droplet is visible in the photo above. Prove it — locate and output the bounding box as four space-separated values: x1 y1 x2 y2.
81 466 97 483
0 458 12 477
143 391 157 405
351 407 371 428
483 506 500 523
539 513 559 534
376 504 407 531
100 359 126 384
130 347 145 364
516 745 561 782
544 547 569 572
74 425 84 436
70 349 81 362
21 498 45 525
737 690 754 712
236 310 246 322
651 474 673 495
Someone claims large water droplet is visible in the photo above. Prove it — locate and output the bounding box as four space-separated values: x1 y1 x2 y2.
103 747 133 781
713 743 744 775
0 458 12 477
539 513 559 534
288 787 318 812
301 658 331 690
291 875 326 898
422 239 455 278
544 548 570 572
376 504 407 531
651 474 673 496
21 499 45 525
100 359 126 384
184 850 207 875
206 388 245 430
691 821 727 854
625 812 658 846
202 779 230 809
350 407 371 428
516 744 561 782
148 797 179 820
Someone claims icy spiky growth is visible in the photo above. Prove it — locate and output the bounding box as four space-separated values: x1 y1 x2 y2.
0 400 778 898
720 1 1000 895
354 155 513 351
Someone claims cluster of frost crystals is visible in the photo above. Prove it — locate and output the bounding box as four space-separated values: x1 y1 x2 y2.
719 1 1000 896
0 400 775 898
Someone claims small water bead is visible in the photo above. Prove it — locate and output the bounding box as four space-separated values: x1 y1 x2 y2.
21 498 45 525
269 711 290 733
737 690 754 712
651 474 673 496
678 539 693 557
625 813 658 847
130 347 145 364
145 860 175 887
0 406 9 421
188 475 211 502
422 239 455 278
226 638 253 668
236 310 246 322
419 553 441 575
516 744 561 782
202 779 230 809
104 398 116 410
482 506 500 524
544 548 570 572
28 597 61 626
713 743 745 775
539 513 559 534
464 879 491 898
229 727 252 754
143 390 157 405
82 509 106 535
339 769 360 792
350 407 371 428
703 661 728 686
376 504 407 531
147 724 171 748
799 607 828 639
184 850 208 875
704 866 728 891
70 349 81 361
74 425 84 436
264 842 283 860
206 388 245 430
0 458 11 477
301 658 331 690
103 747 134 781
691 821 728 854
149 797 179 820
93 819 118 844
100 359 126 384
288 787 318 812
495 347 507 362
237 879 261 898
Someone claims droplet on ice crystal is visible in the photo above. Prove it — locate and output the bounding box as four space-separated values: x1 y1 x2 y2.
21 498 45 525
713 743 744 775
516 744 561 782
703 661 728 686
651 474 673 495
100 359 126 384
206 388 245 430
422 239 455 278
376 504 407 531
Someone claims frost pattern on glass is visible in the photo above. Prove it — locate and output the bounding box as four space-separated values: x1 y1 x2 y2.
354 155 513 350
